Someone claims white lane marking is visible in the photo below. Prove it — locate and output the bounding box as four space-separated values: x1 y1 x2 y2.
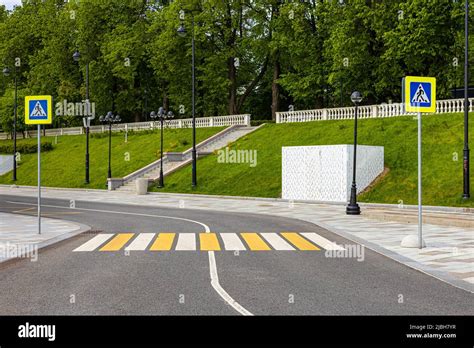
175 233 196 251
209 251 252 316
6 201 208 230
125 233 155 251
73 234 114 252
301 232 345 251
260 233 295 250
8 200 253 316
220 233 246 251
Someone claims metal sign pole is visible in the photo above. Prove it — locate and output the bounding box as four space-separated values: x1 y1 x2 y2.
38 124 41 235
417 111 422 248
25 95 52 236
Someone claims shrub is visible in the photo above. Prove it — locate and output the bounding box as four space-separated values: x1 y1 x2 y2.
0 141 53 154
251 120 275 126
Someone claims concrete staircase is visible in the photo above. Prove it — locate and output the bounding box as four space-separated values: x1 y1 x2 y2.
116 125 260 192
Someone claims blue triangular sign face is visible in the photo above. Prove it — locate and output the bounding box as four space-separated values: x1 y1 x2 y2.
411 84 430 104
30 101 47 117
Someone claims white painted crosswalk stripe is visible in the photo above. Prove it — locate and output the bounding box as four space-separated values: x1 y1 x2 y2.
175 233 196 250
220 233 246 251
260 233 295 250
124 233 155 251
300 233 345 251
73 234 114 252
73 232 343 252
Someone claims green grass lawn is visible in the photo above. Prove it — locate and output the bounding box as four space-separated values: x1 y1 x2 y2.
154 113 473 207
0 127 224 189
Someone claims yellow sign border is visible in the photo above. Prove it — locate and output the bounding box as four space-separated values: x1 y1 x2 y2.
25 95 53 125
405 76 436 113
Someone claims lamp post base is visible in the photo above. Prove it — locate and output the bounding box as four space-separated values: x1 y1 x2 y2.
462 194 470 199
346 203 361 215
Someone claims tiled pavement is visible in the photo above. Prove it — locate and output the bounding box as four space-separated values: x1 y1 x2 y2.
0 211 89 263
0 186 472 291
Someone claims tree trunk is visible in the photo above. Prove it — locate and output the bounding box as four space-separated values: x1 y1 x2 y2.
228 56 238 115
163 91 169 114
271 52 281 121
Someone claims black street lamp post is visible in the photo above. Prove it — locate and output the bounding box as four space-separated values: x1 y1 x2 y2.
150 107 174 188
99 112 121 180
463 0 471 199
2 66 17 182
178 14 197 187
73 50 91 184
346 91 363 215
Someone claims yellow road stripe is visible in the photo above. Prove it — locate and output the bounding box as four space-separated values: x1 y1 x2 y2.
241 233 271 251
199 233 221 251
149 233 175 251
99 233 134 251
281 233 320 251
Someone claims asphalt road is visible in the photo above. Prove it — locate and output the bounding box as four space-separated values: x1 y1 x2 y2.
0 194 472 315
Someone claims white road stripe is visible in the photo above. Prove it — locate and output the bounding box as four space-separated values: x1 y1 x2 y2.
220 233 246 251
260 233 295 250
73 234 114 252
175 233 196 250
125 233 155 251
301 232 345 250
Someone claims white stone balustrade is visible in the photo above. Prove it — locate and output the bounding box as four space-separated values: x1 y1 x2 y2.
276 98 474 124
0 114 251 140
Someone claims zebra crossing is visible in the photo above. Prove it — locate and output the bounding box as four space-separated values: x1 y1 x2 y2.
73 232 345 253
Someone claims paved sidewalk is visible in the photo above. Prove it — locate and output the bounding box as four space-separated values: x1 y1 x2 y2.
0 186 472 292
0 211 90 263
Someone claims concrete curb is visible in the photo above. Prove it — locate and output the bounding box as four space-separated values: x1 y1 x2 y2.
0 184 107 193
146 191 473 214
0 220 91 265
2 184 471 213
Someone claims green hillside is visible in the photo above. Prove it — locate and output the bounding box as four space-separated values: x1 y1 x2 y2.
154 113 473 208
0 127 224 189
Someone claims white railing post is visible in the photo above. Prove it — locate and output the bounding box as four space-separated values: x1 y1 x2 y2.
372 105 378 118
244 114 251 126
322 109 328 120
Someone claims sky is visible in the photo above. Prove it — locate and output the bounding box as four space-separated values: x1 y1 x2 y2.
0 0 22 10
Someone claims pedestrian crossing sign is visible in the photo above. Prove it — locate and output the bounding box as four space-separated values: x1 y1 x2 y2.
404 76 436 113
25 95 53 125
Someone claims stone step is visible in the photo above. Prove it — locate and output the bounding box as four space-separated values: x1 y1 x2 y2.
116 126 260 192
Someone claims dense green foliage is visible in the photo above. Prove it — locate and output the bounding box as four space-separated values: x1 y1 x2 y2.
0 0 471 133
0 126 224 189
155 113 473 208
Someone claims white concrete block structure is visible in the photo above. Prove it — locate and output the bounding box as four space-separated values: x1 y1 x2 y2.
282 145 384 203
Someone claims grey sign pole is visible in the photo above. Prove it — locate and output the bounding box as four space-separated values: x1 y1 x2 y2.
38 124 41 235
417 111 422 248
